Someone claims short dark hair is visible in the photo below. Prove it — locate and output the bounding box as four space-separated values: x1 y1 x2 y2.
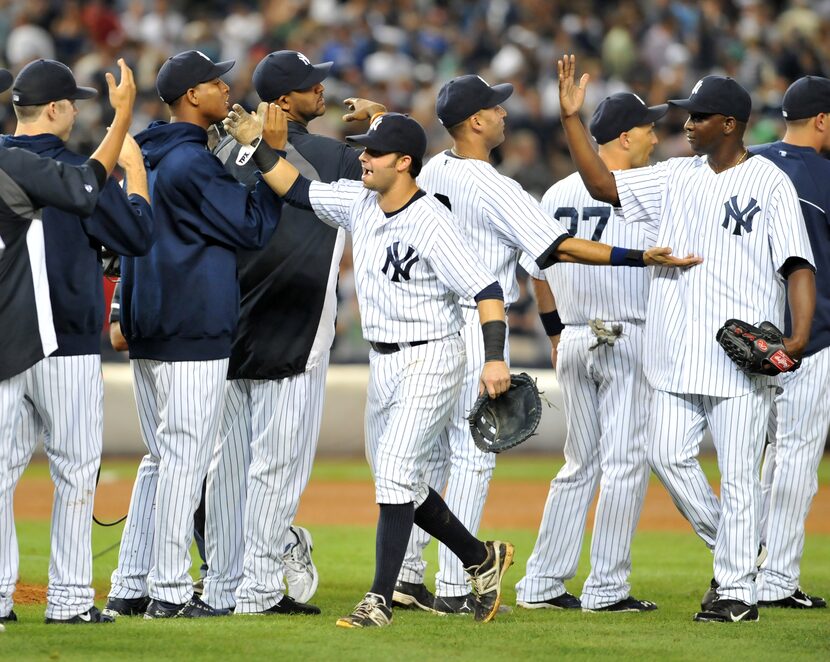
13 102 48 122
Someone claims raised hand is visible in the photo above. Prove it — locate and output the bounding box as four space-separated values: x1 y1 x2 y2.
223 103 263 146
644 246 704 268
260 102 288 150
105 58 136 117
117 132 143 172
342 97 387 122
558 53 589 119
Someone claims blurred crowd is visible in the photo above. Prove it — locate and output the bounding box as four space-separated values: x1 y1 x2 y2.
2 0 829 364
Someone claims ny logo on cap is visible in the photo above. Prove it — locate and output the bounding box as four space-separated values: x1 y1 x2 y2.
195 51 212 62
297 52 311 65
382 241 420 282
690 79 704 97
633 93 646 106
476 75 490 86
369 115 384 132
722 195 760 236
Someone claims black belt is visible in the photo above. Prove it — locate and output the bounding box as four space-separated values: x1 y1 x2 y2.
370 339 430 355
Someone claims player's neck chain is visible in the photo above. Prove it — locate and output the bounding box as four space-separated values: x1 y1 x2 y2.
709 149 748 174
450 147 470 159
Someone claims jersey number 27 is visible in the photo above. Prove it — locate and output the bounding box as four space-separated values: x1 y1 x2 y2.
554 206 611 241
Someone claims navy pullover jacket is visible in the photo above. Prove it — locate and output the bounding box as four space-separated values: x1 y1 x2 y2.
0 133 154 356
122 121 283 361
752 142 830 357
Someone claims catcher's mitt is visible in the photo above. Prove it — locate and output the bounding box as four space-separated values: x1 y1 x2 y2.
468 372 542 453
716 319 801 376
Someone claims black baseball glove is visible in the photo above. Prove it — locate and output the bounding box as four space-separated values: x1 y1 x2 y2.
716 319 801 376
468 372 542 453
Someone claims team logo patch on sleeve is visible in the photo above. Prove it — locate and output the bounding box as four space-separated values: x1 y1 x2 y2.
382 241 420 282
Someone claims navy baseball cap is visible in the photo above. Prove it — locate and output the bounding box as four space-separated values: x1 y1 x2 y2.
346 112 427 162
669 76 752 122
589 93 668 144
12 59 97 106
253 51 333 101
156 50 234 104
436 74 513 128
0 69 11 94
782 76 830 121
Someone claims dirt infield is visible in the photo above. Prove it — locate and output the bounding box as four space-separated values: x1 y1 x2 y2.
16 474 830 533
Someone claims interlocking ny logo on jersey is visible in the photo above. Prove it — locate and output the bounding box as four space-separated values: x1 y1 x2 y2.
382 241 420 282
722 195 760 236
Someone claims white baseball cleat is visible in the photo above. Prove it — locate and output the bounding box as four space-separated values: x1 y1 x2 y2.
283 525 319 604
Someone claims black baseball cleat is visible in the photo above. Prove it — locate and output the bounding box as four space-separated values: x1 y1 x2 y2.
759 589 826 609
45 606 108 624
0 610 18 623
178 595 232 618
144 599 186 619
517 592 582 610
433 593 476 615
102 595 151 622
392 581 438 612
701 578 719 612
583 596 658 613
256 595 321 615
465 540 515 622
694 599 759 622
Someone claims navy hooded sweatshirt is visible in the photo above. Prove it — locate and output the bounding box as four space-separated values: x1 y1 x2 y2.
0 133 154 356
122 121 283 361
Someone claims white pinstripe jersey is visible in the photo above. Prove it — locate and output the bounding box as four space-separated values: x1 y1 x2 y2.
417 151 569 306
308 179 497 343
614 155 815 397
519 172 655 324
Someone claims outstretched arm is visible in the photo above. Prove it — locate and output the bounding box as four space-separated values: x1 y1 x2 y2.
558 54 620 205
342 97 387 122
554 236 703 268
89 59 137 176
223 102 300 195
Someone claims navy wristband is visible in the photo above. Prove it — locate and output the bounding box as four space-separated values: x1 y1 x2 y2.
252 139 281 173
610 246 646 267
539 310 564 337
481 320 507 362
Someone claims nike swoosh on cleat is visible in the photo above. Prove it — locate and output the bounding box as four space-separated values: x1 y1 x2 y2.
791 596 813 607
730 609 751 622
78 612 92 622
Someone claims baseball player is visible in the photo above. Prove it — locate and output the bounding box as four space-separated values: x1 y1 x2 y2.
747 76 830 610
392 75 700 614
515 92 664 613
225 104 519 628
0 60 138 625
0 59 153 625
558 54 816 623
200 50 370 616
105 50 283 620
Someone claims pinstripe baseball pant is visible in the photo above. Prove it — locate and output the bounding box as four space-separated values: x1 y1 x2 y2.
0 355 102 619
109 358 227 605
758 346 830 600
364 335 465 507
516 322 650 609
203 355 328 612
647 386 775 605
0 371 27 618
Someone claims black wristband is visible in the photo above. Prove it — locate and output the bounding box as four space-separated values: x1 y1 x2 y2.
252 139 281 173
482 320 507 362
539 310 564 337
610 246 646 267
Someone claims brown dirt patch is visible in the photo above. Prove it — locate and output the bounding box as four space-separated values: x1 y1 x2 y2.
14 583 48 605
15 475 830 533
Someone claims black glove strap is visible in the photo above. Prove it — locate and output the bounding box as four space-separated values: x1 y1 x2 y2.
482 320 506 362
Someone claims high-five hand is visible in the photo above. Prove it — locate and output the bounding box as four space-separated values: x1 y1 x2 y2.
223 103 264 146
558 54 589 119
644 247 703 268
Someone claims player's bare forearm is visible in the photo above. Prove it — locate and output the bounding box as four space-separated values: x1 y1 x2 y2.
90 59 136 176
342 98 387 122
119 133 149 202
530 276 556 314
558 54 619 205
110 321 128 352
476 298 510 397
784 266 816 357
555 237 702 267
260 158 300 197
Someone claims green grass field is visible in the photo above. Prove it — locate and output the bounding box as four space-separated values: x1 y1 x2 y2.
4 458 830 661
